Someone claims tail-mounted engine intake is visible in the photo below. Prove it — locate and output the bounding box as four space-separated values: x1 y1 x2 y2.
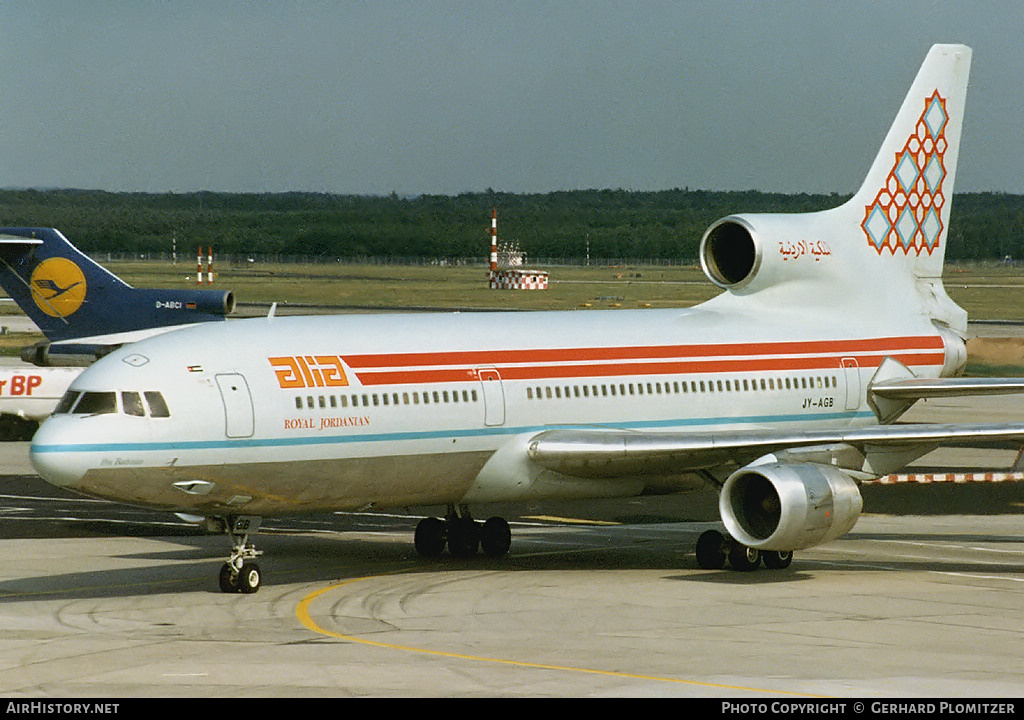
719 461 863 551
700 217 761 290
699 213 839 294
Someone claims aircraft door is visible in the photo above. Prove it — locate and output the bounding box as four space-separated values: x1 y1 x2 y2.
477 367 506 426
841 358 861 411
215 373 255 438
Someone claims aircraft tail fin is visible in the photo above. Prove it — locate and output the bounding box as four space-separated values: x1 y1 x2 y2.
0 228 234 363
699 45 972 333
850 43 971 281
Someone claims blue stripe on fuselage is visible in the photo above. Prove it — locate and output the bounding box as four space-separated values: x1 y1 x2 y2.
30 410 876 455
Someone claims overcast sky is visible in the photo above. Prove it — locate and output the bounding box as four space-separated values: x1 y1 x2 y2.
2 1 1022 196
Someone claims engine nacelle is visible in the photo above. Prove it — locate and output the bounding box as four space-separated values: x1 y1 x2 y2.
719 461 862 551
153 289 236 316
699 213 839 294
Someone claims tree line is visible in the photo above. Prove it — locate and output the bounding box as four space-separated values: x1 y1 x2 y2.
0 188 1021 263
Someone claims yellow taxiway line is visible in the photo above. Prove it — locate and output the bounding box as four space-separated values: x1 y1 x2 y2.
295 574 821 696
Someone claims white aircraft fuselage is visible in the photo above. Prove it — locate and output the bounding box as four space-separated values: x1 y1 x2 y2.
29 300 955 516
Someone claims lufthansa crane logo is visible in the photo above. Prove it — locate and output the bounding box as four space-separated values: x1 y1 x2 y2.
30 258 87 317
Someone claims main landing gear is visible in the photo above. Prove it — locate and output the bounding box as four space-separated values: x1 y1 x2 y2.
695 529 793 572
414 505 512 559
217 516 264 594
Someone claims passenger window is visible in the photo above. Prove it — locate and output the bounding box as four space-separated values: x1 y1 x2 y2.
122 392 145 417
74 392 117 415
144 392 171 418
54 390 81 414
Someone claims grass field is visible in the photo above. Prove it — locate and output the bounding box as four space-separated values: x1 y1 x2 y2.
103 260 721 312
1 260 1023 358
8 258 1024 315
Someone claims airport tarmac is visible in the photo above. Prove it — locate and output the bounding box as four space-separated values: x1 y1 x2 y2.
0 397 1022 698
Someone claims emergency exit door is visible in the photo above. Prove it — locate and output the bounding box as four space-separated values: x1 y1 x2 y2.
841 358 861 412
477 368 506 426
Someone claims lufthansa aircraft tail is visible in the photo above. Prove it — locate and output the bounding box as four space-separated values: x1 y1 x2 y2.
0 228 235 365
699 44 971 336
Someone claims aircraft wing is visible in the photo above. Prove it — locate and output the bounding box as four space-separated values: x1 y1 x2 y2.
526 422 1024 480
865 358 1024 422
870 377 1024 399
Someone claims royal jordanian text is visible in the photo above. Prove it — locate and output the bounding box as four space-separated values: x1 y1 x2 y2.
721 702 1015 715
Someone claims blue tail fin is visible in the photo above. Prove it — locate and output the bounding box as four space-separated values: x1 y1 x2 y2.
0 228 234 364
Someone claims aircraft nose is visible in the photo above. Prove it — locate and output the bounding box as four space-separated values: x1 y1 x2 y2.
29 416 89 489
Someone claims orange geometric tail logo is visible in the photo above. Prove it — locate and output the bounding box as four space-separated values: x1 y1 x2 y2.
862 90 949 256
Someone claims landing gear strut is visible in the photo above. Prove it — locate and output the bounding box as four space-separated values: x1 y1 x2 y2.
695 529 793 571
218 515 264 593
414 505 511 559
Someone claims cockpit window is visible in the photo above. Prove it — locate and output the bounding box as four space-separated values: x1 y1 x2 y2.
122 392 145 417
54 390 81 415
53 389 171 418
73 392 117 415
145 391 171 418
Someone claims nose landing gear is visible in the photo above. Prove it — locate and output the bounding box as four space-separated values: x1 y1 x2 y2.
217 515 264 594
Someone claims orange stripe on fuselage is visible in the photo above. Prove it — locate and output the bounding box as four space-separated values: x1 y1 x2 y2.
342 336 946 387
342 335 943 369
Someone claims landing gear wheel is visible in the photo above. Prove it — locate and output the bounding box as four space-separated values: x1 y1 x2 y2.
762 550 793 569
414 517 447 558
237 562 262 593
480 517 511 557
728 543 761 571
217 515 264 593
695 530 728 569
218 562 239 593
447 517 480 558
